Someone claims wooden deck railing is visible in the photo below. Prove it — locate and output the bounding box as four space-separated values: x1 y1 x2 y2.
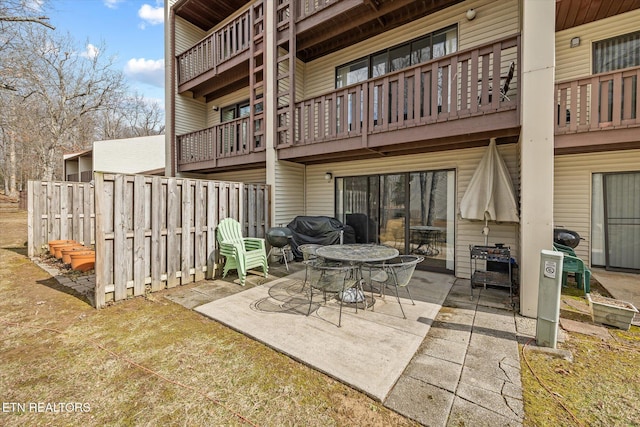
177 6 256 85
294 0 339 20
555 66 640 134
178 116 265 166
80 171 93 182
288 35 520 148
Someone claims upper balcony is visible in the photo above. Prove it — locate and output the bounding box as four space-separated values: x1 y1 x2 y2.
176 3 261 99
175 0 464 99
278 35 521 163
555 66 640 153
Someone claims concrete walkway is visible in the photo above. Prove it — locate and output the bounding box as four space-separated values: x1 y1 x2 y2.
388 279 525 426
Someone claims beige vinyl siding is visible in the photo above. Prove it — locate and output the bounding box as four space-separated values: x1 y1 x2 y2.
556 9 640 82
175 17 206 55
554 149 640 265
296 57 306 101
173 16 208 136
458 0 519 50
274 161 305 226
303 0 519 99
305 144 520 278
175 95 206 135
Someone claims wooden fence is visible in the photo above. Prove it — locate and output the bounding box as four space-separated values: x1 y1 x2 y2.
28 180 95 256
28 174 271 308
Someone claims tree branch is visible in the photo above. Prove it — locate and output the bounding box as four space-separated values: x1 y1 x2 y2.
0 16 55 30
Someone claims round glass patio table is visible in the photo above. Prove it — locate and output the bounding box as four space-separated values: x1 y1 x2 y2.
316 244 399 263
315 244 400 307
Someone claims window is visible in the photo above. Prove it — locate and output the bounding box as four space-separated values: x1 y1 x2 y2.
592 31 639 121
221 101 250 122
336 58 369 88
593 31 640 74
335 25 458 88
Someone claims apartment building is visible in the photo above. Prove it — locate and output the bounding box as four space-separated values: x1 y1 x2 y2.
165 0 640 317
63 135 166 182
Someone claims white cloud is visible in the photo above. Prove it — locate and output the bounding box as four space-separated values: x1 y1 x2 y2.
103 0 124 9
124 58 165 88
81 43 100 59
138 4 164 26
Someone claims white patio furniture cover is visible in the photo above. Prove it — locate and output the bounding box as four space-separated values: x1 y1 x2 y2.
459 138 519 224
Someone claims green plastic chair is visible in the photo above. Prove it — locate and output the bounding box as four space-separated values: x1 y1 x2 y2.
553 243 591 294
216 218 268 286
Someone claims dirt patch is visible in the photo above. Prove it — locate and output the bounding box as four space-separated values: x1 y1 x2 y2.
590 293 637 310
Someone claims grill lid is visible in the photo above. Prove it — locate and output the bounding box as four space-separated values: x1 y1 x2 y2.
267 227 293 247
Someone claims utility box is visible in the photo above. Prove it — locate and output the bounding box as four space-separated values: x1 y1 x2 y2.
536 250 564 349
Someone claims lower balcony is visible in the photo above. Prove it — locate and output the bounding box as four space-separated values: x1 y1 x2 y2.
555 66 640 153
177 115 266 173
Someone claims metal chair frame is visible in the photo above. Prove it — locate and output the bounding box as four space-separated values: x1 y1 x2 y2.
364 255 424 319
298 244 323 292
305 260 358 327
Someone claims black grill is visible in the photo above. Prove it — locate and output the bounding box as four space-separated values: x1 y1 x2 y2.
266 227 293 248
554 228 581 248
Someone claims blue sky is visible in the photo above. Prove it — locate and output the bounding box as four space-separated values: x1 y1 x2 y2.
47 0 165 106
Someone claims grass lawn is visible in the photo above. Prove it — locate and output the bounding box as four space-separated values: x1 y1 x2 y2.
521 283 640 426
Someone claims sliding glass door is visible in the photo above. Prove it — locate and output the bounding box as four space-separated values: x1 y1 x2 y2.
592 172 640 271
336 170 455 273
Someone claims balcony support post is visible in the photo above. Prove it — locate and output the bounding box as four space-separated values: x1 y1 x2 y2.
519 0 556 318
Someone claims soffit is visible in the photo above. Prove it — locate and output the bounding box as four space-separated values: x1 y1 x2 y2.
173 0 251 31
556 0 640 31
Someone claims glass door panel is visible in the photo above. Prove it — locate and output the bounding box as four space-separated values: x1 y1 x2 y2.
604 172 640 270
340 176 378 244
379 174 406 251
409 171 454 272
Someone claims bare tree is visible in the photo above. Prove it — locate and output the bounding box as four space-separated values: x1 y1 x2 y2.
96 92 165 140
0 0 54 29
0 0 165 192
8 27 128 180
0 0 53 194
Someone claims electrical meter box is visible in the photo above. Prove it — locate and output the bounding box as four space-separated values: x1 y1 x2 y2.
536 250 564 349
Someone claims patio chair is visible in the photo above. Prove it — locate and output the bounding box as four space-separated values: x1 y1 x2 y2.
306 260 358 327
298 244 323 291
216 218 268 286
364 255 424 319
500 61 515 101
553 243 591 294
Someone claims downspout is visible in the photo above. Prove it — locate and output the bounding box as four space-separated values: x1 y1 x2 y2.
265 0 276 226
165 5 176 177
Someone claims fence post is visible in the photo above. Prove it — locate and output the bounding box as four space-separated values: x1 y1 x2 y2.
27 181 35 257
94 172 106 308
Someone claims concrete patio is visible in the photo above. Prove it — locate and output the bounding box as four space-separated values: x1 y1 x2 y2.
166 261 526 426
